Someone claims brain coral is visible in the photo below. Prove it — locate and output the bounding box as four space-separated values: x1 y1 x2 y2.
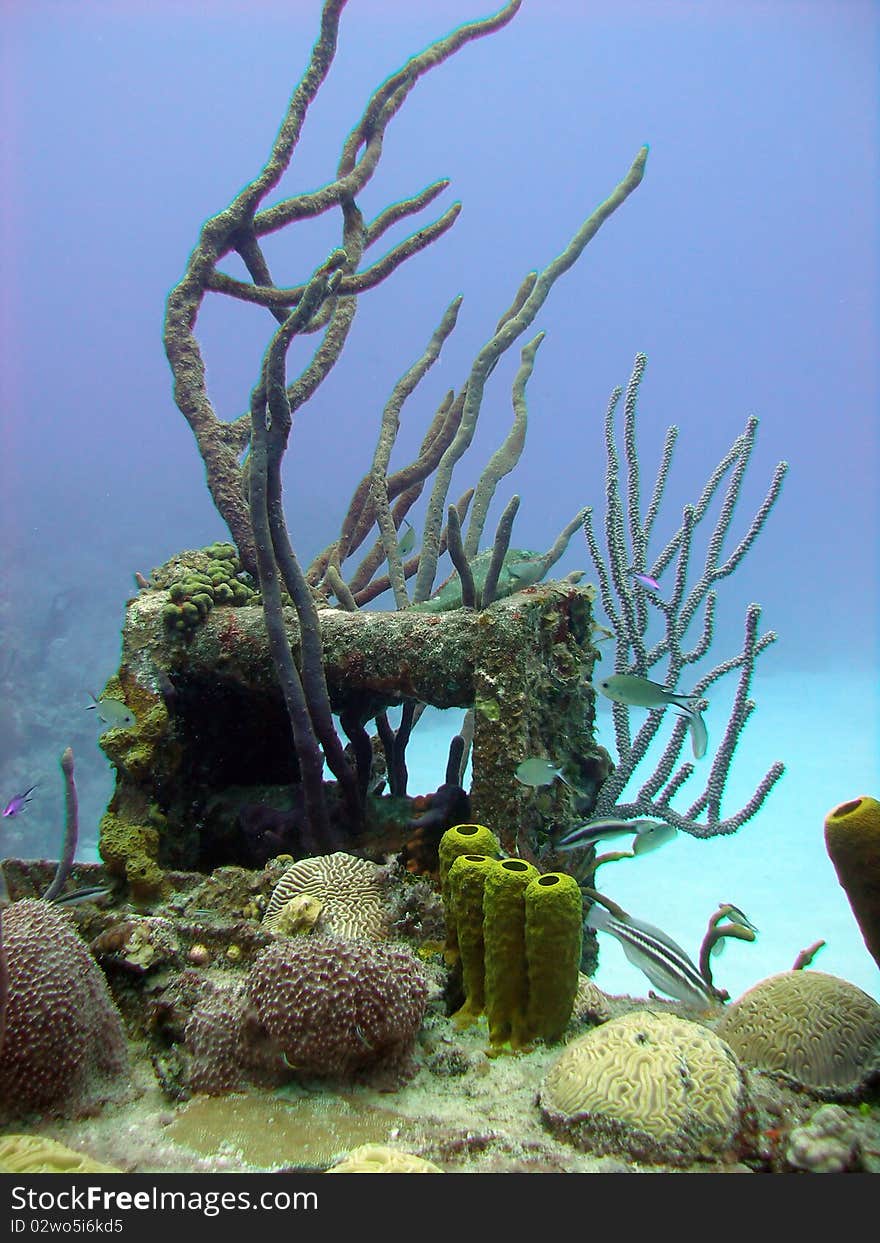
244 936 428 1082
539 1010 748 1165
263 852 387 940
714 970 880 1097
0 899 130 1121
0 1134 121 1174
326 1144 443 1173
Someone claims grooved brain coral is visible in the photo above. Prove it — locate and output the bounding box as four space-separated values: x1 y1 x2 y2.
0 1135 121 1174
0 900 130 1121
539 1010 748 1165
263 852 386 940
714 970 880 1097
326 1144 443 1173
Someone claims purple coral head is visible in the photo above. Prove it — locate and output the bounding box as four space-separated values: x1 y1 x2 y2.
0 898 130 1120
245 936 429 1084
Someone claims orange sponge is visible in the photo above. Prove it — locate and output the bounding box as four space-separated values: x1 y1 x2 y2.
824 795 880 969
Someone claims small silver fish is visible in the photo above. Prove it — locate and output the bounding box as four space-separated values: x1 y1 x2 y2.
720 902 759 934
596 674 708 760
514 757 573 789
556 817 668 851
398 519 416 557
87 693 136 730
631 822 678 856
586 903 717 1008
711 903 760 956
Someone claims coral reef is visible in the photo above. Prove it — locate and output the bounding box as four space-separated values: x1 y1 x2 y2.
0 899 130 1122
714 970 880 1098
2 856 879 1174
539 1010 749 1165
824 795 880 968
104 573 600 869
262 851 387 940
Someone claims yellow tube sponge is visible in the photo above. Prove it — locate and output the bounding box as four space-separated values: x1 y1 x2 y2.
447 854 500 1026
525 872 584 1044
824 795 880 968
438 824 499 957
483 858 539 1049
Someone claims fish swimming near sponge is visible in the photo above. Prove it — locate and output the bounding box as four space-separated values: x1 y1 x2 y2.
586 900 717 1009
556 816 677 856
595 673 708 759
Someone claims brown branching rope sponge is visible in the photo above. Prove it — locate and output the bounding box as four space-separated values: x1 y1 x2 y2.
163 0 649 849
163 0 525 577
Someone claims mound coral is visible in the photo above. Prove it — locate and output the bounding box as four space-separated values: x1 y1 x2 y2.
157 543 257 635
183 936 430 1091
539 1010 749 1165
262 852 387 940
0 899 130 1122
715 970 880 1097
184 979 249 1096
244 937 428 1083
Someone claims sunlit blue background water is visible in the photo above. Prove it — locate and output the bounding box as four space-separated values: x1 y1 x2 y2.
1 1 877 999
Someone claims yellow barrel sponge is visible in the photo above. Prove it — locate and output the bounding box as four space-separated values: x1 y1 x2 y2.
483 858 539 1049
525 872 584 1044
447 854 500 1025
438 824 499 956
824 795 880 968
439 824 500 893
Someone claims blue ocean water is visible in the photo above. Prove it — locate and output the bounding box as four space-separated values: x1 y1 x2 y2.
1 3 877 1005
405 677 880 1003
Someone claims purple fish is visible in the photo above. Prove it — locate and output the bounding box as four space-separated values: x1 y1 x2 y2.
2 784 38 818
627 568 661 592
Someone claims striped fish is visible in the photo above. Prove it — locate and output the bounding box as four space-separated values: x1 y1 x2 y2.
586 902 718 1009
50 885 114 908
556 817 675 853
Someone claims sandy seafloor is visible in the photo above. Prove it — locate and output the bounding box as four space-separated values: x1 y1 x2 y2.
4 665 879 1175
